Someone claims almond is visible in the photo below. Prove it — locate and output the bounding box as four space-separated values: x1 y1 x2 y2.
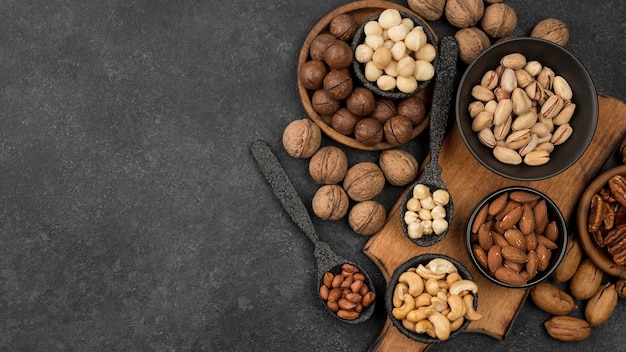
544 316 591 342
526 250 538 276
585 282 618 327
472 243 488 270
536 234 558 249
499 205 523 230
494 266 526 286
519 204 536 235
488 193 508 216
488 245 503 273
495 200 521 221
536 243 551 271
530 282 577 315
533 199 549 234
471 205 489 233
504 228 526 251
544 220 559 242
509 190 540 203
525 232 538 251
501 245 528 264
478 222 494 251
491 231 510 248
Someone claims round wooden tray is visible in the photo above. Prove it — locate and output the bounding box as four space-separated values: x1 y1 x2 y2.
297 0 438 151
576 164 626 279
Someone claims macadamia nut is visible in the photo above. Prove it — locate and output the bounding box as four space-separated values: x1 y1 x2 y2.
404 184 450 238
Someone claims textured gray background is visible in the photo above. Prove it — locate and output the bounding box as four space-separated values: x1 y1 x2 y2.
0 0 625 351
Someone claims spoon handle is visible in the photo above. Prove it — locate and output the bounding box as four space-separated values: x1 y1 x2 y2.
428 36 459 169
250 140 322 245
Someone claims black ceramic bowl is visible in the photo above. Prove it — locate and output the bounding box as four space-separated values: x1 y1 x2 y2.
399 182 453 247
351 10 438 100
385 254 477 344
465 186 568 288
456 37 598 181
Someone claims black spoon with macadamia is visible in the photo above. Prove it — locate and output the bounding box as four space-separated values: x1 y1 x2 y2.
400 36 458 247
250 139 376 323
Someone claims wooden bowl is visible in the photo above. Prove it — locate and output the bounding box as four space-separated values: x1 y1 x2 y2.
297 1 437 151
577 165 626 279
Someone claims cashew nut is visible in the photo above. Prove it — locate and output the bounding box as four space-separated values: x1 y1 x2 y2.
430 296 448 312
402 318 416 332
463 294 483 321
425 278 441 296
415 319 437 338
392 293 415 320
427 258 458 275
406 306 432 323
449 279 479 296
415 264 446 280
446 272 462 286
450 317 464 332
398 271 424 297
446 294 467 321
393 282 409 308
414 292 432 307
428 311 452 341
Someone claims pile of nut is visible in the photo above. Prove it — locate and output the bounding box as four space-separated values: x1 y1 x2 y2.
319 263 376 321
528 236 626 341
391 257 482 340
282 119 421 236
354 9 436 93
403 184 451 238
407 0 569 64
468 53 575 166
299 12 431 147
469 190 561 286
587 174 626 266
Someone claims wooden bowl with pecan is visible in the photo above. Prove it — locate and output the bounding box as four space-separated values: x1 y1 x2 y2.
577 165 626 279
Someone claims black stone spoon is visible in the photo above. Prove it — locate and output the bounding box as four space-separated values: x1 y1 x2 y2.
250 139 375 324
400 36 459 247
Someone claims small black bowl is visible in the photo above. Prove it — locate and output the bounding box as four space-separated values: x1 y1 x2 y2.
351 11 438 100
455 37 598 181
385 254 477 344
465 186 568 288
399 182 453 247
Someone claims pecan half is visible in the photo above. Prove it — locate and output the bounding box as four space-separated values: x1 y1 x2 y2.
603 223 626 248
608 175 626 207
588 194 605 233
603 202 616 230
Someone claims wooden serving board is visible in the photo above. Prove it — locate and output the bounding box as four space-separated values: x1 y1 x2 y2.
364 95 626 351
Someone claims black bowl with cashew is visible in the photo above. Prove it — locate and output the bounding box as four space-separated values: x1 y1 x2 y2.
385 254 481 344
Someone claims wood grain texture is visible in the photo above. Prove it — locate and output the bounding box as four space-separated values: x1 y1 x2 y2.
364 95 626 351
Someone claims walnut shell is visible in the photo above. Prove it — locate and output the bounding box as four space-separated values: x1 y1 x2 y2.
349 200 387 236
481 3 517 39
407 0 446 21
454 27 491 65
445 0 484 29
379 149 419 186
343 162 385 202
309 146 348 185
282 119 322 158
312 185 349 221
531 18 569 47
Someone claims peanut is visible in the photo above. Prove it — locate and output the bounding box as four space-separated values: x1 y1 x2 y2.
319 263 375 321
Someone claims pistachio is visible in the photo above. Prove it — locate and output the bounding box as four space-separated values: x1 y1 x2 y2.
540 117 554 133
511 87 532 115
512 110 537 131
552 102 575 125
484 100 498 114
468 101 485 118
472 110 494 132
523 150 550 166
539 95 564 119
500 53 527 69
514 69 533 88
553 76 573 101
493 99 513 125
505 129 531 150
500 68 517 93
535 142 555 153
519 133 538 157
471 85 495 102
493 116 512 140
478 128 497 148
481 70 499 90
537 66 555 90
550 123 573 145
493 146 522 165
523 60 542 76
524 81 545 101
530 122 551 138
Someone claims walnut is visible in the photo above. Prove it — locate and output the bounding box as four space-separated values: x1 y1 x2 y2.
481 3 517 38
343 162 385 202
308 146 348 185
312 184 349 221
379 149 419 186
454 27 491 64
282 119 322 158
445 0 484 29
407 0 446 21
531 18 569 47
349 200 387 236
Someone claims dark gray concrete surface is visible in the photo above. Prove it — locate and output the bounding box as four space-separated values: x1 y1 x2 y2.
0 0 625 351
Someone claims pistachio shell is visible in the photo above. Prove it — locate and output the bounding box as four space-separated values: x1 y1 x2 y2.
552 102 576 125
505 129 531 150
515 69 533 88
500 53 527 69
481 70 499 90
500 68 517 93
523 150 550 166
493 99 513 125
530 122 551 137
553 76 573 101
472 111 494 132
493 146 522 165
472 85 496 102
512 110 538 131
493 116 512 141
539 95 564 119
551 123 573 145
478 128 497 148
523 60 542 77
511 87 532 115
